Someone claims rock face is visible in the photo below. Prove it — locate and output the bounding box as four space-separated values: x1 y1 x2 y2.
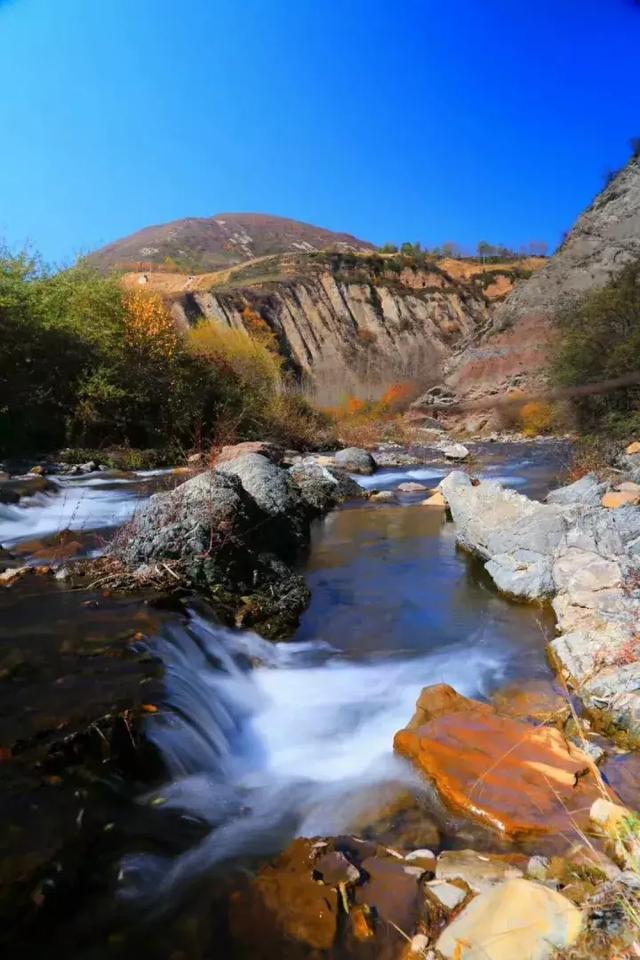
394 684 607 839
111 446 360 638
423 155 640 420
436 879 583 960
439 471 640 735
165 252 526 402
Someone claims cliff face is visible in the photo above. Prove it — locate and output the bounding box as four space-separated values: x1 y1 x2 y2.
440 155 640 409
147 252 535 404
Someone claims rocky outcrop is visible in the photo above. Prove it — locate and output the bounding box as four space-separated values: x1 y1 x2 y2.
108 447 361 638
394 684 607 840
439 471 640 736
168 254 522 401
422 155 640 421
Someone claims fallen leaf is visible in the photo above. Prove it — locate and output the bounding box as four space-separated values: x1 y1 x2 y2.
141 703 158 713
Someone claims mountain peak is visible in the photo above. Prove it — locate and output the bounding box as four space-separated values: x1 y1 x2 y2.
87 212 374 272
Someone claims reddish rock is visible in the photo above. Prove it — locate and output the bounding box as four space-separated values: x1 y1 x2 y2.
355 855 423 933
228 838 339 956
215 441 284 466
394 684 613 839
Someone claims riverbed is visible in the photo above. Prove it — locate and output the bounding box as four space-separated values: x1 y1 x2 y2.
1 440 611 958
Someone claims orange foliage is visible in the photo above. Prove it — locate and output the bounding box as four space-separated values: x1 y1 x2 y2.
519 401 553 437
123 289 179 358
379 381 414 411
241 306 280 355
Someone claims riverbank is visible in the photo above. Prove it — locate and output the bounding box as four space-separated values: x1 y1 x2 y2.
0 438 638 958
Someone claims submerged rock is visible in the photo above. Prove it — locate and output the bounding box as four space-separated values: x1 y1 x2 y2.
394 683 611 839
435 850 523 894
436 879 583 960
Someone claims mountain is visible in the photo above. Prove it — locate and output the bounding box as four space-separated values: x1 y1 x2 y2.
423 154 640 427
87 213 375 272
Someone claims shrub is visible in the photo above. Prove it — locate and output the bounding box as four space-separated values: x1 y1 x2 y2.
519 401 554 436
551 259 640 438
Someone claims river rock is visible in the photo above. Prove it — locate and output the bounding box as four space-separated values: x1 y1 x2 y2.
421 491 446 507
334 446 377 475
436 879 583 960
111 466 310 638
441 443 470 461
435 850 523 894
217 454 302 529
215 440 285 466
229 838 340 955
394 683 610 839
626 441 640 456
425 879 467 911
369 490 396 503
491 679 570 723
397 482 428 492
354 854 423 932
288 457 363 513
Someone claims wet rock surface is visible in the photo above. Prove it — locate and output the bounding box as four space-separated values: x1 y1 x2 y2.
394 684 610 840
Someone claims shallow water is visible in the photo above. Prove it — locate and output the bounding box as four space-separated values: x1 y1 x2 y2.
0 442 574 955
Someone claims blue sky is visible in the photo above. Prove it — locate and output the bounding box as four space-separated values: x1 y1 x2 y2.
0 0 639 264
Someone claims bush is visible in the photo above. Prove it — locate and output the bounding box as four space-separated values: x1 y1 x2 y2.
551 260 640 438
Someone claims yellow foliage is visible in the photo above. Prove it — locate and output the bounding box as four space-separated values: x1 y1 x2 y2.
520 401 553 436
187 322 283 392
123 289 179 358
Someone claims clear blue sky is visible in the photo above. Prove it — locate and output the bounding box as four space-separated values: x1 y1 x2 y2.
1 0 639 265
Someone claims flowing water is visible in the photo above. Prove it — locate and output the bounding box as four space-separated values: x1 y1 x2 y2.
0 441 597 956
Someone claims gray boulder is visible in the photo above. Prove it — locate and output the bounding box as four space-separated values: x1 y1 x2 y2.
288 458 363 513
334 447 377 475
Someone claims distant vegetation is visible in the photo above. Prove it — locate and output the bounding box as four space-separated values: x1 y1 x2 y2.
551 259 640 438
0 246 329 458
378 240 548 260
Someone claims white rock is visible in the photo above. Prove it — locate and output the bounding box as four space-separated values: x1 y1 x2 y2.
441 443 470 461
426 880 467 910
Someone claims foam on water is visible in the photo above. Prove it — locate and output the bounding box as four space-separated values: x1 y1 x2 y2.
121 610 507 903
0 472 166 549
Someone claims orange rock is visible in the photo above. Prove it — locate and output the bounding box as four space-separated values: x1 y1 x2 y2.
394 684 613 839
215 441 284 466
602 490 640 508
625 441 640 455
229 838 339 954
421 491 447 507
351 904 375 941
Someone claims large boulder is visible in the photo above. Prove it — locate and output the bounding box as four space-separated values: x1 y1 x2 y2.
441 442 470 461
394 684 611 839
215 440 285 466
111 464 311 638
436 879 582 960
333 447 377 475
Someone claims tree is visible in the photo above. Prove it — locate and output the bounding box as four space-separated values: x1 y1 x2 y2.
379 243 398 254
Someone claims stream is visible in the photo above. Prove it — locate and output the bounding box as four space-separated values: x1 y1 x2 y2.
3 440 621 958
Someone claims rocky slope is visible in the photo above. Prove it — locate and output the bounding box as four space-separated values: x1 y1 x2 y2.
421 154 640 423
127 251 540 403
87 212 374 273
